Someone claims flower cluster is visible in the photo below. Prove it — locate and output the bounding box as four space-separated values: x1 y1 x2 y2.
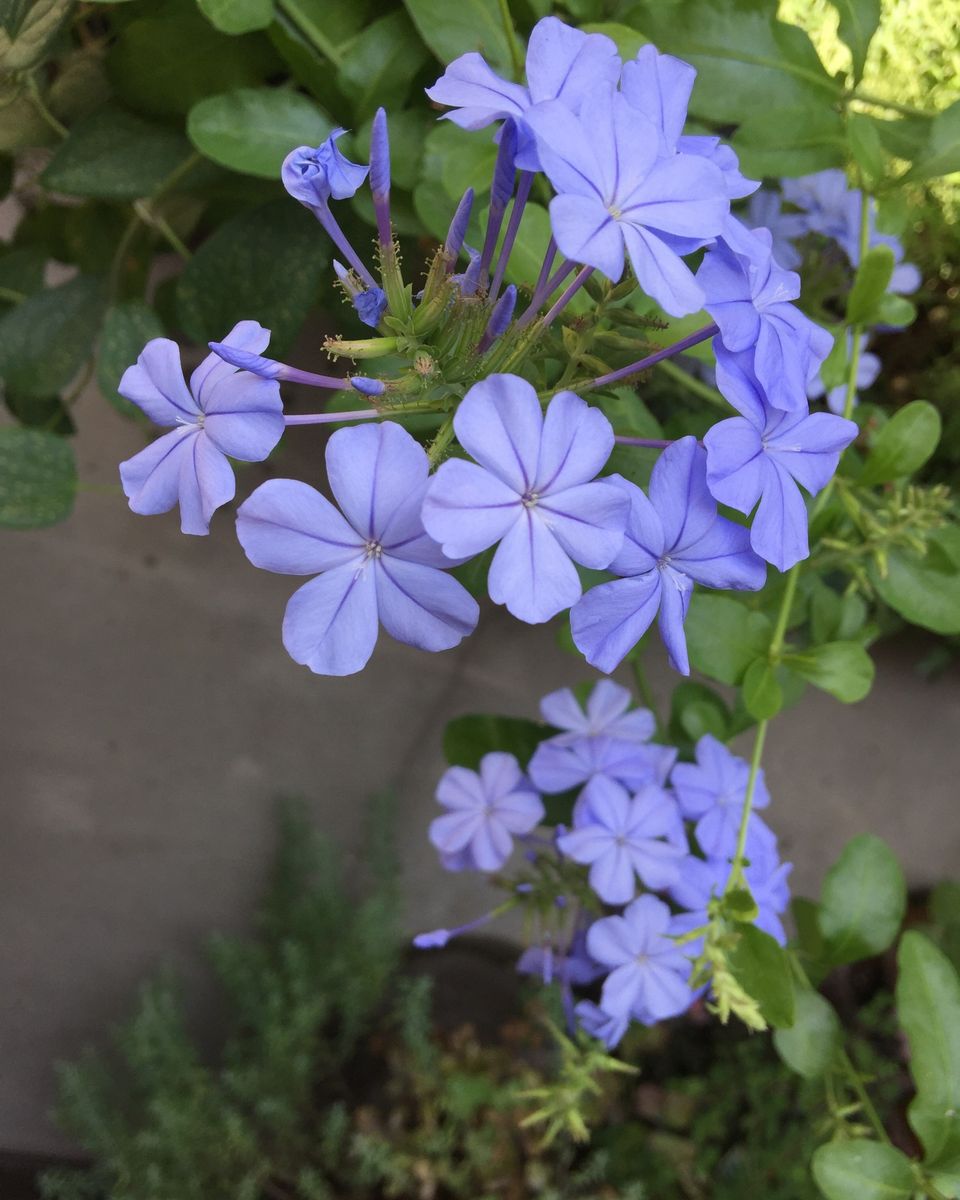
115 16 860 677
417 680 792 1048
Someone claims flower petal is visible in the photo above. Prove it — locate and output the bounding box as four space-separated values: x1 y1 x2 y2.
649 436 716 553
539 480 627 569
237 479 364 574
536 390 616 494
326 421 428 541
656 564 693 673
282 563 379 676
421 458 521 557
607 475 664 575
675 514 767 590
571 572 662 674
703 418 766 515
621 45 696 152
488 510 582 623
453 374 542 493
549 194 625 280
590 845 639 904
375 555 478 652
750 460 810 571
120 426 195 518
176 432 236 535
525 18 621 109
524 98 604 200
118 338 198 425
202 373 284 461
191 320 271 403
621 222 706 317
587 914 638 968
425 52 529 129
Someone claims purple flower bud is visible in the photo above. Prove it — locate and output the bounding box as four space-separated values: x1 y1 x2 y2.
490 119 518 212
478 284 516 351
281 129 368 206
453 246 482 296
444 188 474 261
333 259 360 297
413 928 451 949
350 375 386 396
353 286 387 328
208 341 283 380
369 107 390 201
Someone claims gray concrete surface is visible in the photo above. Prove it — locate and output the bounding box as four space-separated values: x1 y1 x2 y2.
1 374 959 1155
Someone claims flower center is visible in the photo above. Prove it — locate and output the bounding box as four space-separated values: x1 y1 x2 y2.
607 203 623 220
521 491 540 509
364 539 383 560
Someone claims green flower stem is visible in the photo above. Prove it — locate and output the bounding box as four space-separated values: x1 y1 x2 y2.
276 0 344 69
427 414 456 467
132 200 192 261
837 1049 889 1145
846 89 932 120
497 0 525 81
26 74 67 139
724 718 768 892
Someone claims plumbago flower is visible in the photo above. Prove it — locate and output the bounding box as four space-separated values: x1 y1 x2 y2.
671 843 793 948
539 680 655 746
697 217 834 412
670 733 776 858
705 348 858 572
525 85 729 316
425 16 620 170
571 438 766 675
557 777 686 903
119 321 283 535
808 332 881 414
421 375 629 624
429 752 543 871
236 422 478 675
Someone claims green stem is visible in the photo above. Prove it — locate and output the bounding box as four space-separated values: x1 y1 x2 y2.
427 415 456 467
276 0 344 68
656 358 729 411
132 200 192 261
497 0 524 81
846 89 932 120
630 654 660 729
724 719 768 891
770 566 801 657
26 74 67 138
838 1050 889 1145
0 285 26 304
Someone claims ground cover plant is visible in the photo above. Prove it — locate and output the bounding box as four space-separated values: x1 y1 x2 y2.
3 0 960 1195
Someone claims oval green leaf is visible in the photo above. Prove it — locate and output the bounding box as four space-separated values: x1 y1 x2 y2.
818 834 906 966
0 427 77 529
774 989 841 1078
811 1140 915 1200
859 400 942 486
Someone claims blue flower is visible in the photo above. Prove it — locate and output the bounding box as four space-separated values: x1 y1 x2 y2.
529 734 677 796
571 438 766 676
236 422 479 676
281 129 368 206
697 217 833 412
429 752 544 872
557 777 686 903
421 374 629 624
539 680 655 747
517 926 603 986
745 189 809 269
670 733 775 859
575 1000 630 1048
425 16 620 170
525 86 729 316
353 285 387 328
587 895 694 1023
118 321 283 536
705 348 858 571
670 843 793 946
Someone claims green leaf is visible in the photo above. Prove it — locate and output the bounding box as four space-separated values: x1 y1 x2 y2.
723 887 759 923
668 680 730 746
580 21 647 59
443 714 551 771
107 0 277 117
873 293 916 327
858 400 942 485
0 276 106 398
422 121 498 206
733 104 846 178
402 0 513 73
196 0 274 34
97 302 165 416
811 1139 916 1200
818 834 906 965
337 11 429 120
846 244 895 324
871 113 933 164
176 199 327 354
742 657 783 720
901 99 960 184
0 427 77 529
774 989 841 1078
783 641 874 704
847 111 886 184
872 530 960 635
897 931 960 1177
684 594 772 686
629 0 842 125
353 108 430 192
826 0 880 84
188 87 332 178
41 107 191 200
728 923 795 1028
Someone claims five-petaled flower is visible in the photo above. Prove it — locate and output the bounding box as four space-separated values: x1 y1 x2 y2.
429 752 544 871
705 348 858 572
557 777 686 904
670 841 793 947
571 438 766 676
422 374 629 624
539 680 655 747
281 128 369 207
118 321 284 536
525 86 729 315
236 422 479 676
587 894 694 1023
